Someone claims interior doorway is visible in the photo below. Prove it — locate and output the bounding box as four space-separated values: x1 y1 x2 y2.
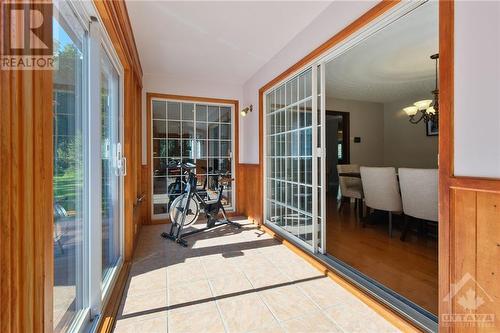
325 111 349 196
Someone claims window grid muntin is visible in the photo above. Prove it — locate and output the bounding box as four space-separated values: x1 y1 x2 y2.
152 100 234 218
265 68 314 246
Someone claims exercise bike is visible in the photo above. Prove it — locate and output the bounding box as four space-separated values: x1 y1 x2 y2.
161 161 241 247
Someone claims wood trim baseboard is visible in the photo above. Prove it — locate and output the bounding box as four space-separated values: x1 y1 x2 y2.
97 262 132 333
257 223 421 333
449 176 500 193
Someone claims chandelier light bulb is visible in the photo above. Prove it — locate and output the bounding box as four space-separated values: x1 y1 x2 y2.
403 106 418 116
413 100 432 110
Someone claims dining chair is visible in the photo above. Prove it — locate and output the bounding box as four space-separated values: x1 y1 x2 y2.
398 168 438 241
360 166 402 237
337 164 363 217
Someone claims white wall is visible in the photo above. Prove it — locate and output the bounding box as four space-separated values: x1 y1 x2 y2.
325 96 438 169
326 97 384 167
143 1 500 177
141 73 244 164
383 97 438 169
241 1 378 164
241 1 500 177
454 1 500 178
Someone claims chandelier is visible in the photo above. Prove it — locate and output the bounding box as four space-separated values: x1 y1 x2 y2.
403 53 439 126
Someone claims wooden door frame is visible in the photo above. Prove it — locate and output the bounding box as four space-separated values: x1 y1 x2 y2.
145 92 239 224
257 0 456 329
325 110 350 165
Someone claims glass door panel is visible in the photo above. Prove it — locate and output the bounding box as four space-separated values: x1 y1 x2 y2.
265 68 319 250
100 49 121 285
52 2 88 331
151 100 235 220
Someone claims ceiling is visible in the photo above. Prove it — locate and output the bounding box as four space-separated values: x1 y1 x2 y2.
126 1 332 85
325 1 439 103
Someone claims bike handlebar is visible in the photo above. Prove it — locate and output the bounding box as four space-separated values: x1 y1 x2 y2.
166 161 196 170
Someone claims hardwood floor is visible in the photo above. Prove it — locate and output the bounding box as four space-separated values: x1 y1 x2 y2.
325 195 438 315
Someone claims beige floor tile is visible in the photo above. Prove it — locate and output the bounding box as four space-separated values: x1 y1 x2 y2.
120 289 167 316
168 302 225 333
218 294 278 333
247 324 286 333
258 244 293 257
230 251 272 265
259 285 319 321
168 279 214 313
116 310 168 328
324 303 401 333
245 269 292 290
203 257 240 278
274 261 324 281
209 271 255 298
113 224 399 333
114 313 167 333
265 251 305 267
167 261 207 284
127 268 167 296
130 254 169 276
296 276 353 309
280 311 343 333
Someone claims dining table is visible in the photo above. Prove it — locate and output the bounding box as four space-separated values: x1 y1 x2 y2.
338 172 399 178
338 172 361 178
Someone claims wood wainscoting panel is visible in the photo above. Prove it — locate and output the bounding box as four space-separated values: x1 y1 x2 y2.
449 189 477 333
447 188 500 331
476 192 500 331
236 164 262 225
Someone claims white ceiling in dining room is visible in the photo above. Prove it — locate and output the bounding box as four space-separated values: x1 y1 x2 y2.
325 1 439 103
126 1 332 85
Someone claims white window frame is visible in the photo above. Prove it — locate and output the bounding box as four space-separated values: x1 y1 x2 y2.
262 0 427 255
56 1 126 332
150 97 236 221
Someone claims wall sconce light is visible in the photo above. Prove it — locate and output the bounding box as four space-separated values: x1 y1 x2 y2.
240 105 253 117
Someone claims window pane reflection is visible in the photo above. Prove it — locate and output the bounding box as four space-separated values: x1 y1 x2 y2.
53 4 87 331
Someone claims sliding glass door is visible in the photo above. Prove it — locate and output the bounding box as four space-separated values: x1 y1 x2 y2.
264 67 324 251
264 2 438 329
52 1 124 331
100 49 122 286
53 2 87 331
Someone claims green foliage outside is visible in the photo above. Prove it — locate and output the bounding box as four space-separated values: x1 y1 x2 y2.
53 42 81 214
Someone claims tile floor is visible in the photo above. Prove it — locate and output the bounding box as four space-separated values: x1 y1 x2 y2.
113 218 400 333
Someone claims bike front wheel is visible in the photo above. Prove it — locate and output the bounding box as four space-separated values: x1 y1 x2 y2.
169 194 199 227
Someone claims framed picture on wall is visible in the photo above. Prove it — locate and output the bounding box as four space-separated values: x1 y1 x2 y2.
426 120 438 136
